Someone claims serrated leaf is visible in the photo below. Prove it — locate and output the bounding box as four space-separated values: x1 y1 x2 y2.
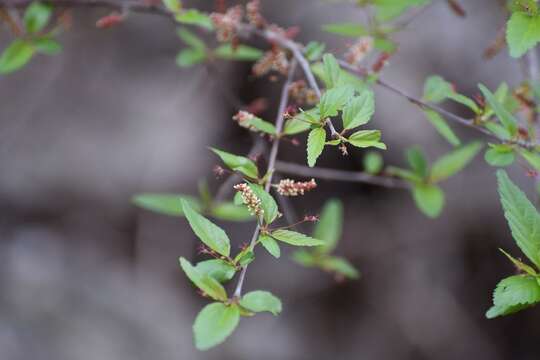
429 142 483 183
320 256 360 279
307 127 326 167
423 110 461 146
492 275 540 308
479 84 518 135
193 303 240 350
496 170 540 268
412 183 445 218
406 146 429 178
0 40 35 74
211 148 259 179
322 53 341 89
506 12 540 58
195 259 236 283
182 199 231 257
240 291 282 315
313 199 343 254
322 23 368 37
175 9 213 30
24 2 52 33
259 235 281 258
342 90 375 129
319 85 355 118
347 130 386 149
132 193 200 216
210 202 253 221
247 183 279 224
271 229 325 246
214 43 263 61
179 257 227 301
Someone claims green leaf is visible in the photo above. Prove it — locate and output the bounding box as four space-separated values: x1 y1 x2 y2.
210 202 253 221
313 199 343 254
347 130 386 149
240 291 282 315
479 84 518 135
386 166 422 183
486 275 540 319
499 248 537 276
373 37 397 53
307 127 326 167
291 250 318 267
236 250 255 267
24 2 52 33
193 303 240 350
406 146 429 178
322 23 368 37
214 43 263 61
0 40 35 74
412 183 445 218
319 85 355 118
177 27 205 50
374 0 430 21
506 12 540 58
320 256 360 279
175 9 213 30
176 48 206 67
32 37 62 55
446 92 480 113
423 110 461 146
519 149 540 171
283 116 312 135
342 90 375 130
271 229 325 246
211 148 259 179
429 141 483 183
163 0 181 13
496 170 540 268
363 151 383 174
304 41 326 61
132 193 200 216
236 115 276 135
195 259 236 283
422 75 453 103
179 257 228 301
182 199 231 257
247 183 279 224
259 235 281 258
322 53 341 89
485 145 515 167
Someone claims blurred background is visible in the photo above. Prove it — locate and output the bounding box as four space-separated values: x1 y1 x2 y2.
1 0 539 359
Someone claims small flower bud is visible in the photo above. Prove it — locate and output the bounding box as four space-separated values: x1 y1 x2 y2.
276 178 317 196
234 183 264 217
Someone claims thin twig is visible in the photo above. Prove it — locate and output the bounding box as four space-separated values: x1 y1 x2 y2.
232 59 297 298
275 160 408 189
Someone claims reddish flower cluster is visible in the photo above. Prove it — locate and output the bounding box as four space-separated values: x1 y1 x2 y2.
288 80 318 106
276 178 317 196
253 47 289 76
210 5 243 42
246 0 266 28
345 36 374 66
233 183 264 217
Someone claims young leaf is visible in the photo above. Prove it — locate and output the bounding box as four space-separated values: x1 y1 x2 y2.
499 248 537 276
478 84 518 135
320 256 360 279
213 44 263 61
177 27 205 50
412 183 445 218
291 250 318 267
32 37 62 55
342 90 375 130
176 48 206 67
422 75 453 103
236 115 276 135
271 229 325 246
484 145 515 167
179 257 228 301
506 12 540 58
446 92 480 113
259 235 281 258
364 151 383 174
406 146 429 179
195 259 236 283
193 303 240 350
319 85 355 118
322 23 368 37
386 166 423 183
423 110 461 147
210 202 253 221
322 53 341 89
175 9 213 30
307 127 326 167
239 291 282 315
347 130 386 149
429 142 483 183
182 199 231 257
497 170 540 268
211 148 259 179
486 275 540 318
519 149 540 171
24 2 52 33
313 199 343 254
304 41 326 61
163 0 181 13
132 193 200 216
247 184 279 224
0 40 35 74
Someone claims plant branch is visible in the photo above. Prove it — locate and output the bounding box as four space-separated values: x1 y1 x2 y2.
275 160 408 189
232 59 297 298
